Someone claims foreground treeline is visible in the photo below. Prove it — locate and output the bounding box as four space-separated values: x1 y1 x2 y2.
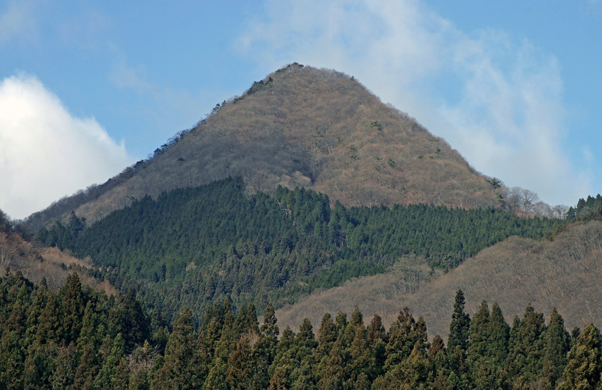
35 177 562 322
1 271 601 390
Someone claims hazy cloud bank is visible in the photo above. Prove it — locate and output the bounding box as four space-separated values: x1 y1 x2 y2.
0 74 132 219
238 0 591 205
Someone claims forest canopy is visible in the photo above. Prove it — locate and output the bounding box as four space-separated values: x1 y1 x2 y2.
36 177 563 323
0 271 595 390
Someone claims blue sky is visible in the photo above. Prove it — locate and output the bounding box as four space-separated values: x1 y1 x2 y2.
0 0 600 219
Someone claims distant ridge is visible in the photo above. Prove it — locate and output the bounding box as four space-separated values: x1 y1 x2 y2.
276 217 602 339
23 63 500 231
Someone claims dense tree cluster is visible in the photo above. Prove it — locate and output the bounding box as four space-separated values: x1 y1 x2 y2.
1 271 598 390
566 194 602 220
0 209 11 234
36 177 562 322
0 270 157 389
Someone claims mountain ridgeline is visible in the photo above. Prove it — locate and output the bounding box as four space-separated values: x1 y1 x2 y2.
37 177 562 322
23 63 503 233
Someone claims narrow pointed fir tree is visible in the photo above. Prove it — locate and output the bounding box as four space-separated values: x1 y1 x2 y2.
252 303 280 389
448 290 470 357
120 288 150 352
283 319 317 387
335 311 348 338
349 322 378 387
505 304 545 389
486 302 509 366
539 307 569 389
72 341 100 390
77 301 99 352
468 300 490 363
60 273 85 345
385 307 427 370
428 335 451 390
558 323 602 390
246 302 260 334
204 355 229 390
94 333 127 390
234 304 249 336
315 313 337 362
316 337 348 390
375 342 430 390
268 326 296 388
343 306 364 347
34 291 60 346
467 302 511 390
151 308 200 390
296 318 318 350
226 336 255 389
112 357 130 390
365 313 387 380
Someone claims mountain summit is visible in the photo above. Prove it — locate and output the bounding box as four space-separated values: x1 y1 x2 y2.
26 64 499 229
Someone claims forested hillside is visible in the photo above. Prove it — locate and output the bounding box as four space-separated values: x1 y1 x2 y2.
277 203 602 339
36 177 562 322
1 271 600 390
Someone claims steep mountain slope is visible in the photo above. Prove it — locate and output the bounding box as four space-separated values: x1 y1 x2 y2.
276 218 602 338
24 63 500 231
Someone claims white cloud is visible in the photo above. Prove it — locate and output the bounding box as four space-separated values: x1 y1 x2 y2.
238 0 591 205
0 73 133 220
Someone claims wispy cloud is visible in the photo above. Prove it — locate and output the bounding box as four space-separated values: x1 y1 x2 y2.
0 0 38 45
107 50 226 140
57 8 111 49
238 0 591 205
109 62 154 93
0 73 133 219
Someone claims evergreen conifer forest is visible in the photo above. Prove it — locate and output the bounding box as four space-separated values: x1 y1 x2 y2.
1 270 599 389
35 177 562 323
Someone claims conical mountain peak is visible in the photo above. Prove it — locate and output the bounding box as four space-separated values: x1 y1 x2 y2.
26 64 499 229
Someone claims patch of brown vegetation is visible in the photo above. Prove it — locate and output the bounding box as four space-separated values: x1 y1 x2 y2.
277 220 602 339
0 231 115 294
40 247 91 268
29 64 500 227
276 255 440 331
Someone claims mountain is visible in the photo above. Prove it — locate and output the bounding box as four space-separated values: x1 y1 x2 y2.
23 63 500 232
19 63 567 324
